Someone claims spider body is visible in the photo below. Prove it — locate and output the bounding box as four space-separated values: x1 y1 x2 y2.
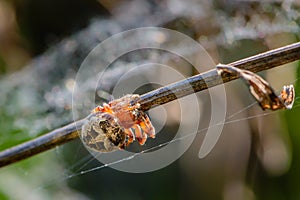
81 94 155 152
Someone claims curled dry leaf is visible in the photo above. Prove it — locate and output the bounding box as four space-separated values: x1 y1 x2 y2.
216 64 294 111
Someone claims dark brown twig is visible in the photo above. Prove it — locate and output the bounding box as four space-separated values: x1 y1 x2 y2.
0 42 300 168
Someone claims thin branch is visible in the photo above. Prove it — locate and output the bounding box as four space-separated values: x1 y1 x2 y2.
139 42 300 110
1 42 300 168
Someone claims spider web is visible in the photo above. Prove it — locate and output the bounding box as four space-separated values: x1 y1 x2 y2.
0 1 299 199
31 64 300 198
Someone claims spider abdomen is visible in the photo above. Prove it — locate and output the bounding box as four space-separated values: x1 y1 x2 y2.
81 113 126 152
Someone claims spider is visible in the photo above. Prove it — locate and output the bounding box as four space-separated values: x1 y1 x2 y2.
81 94 155 152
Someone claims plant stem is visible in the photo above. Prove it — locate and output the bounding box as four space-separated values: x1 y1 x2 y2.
139 42 300 110
1 42 300 168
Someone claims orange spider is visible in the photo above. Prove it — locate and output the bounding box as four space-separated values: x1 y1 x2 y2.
81 94 155 152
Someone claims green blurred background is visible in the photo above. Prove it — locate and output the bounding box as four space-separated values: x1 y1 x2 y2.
0 0 300 199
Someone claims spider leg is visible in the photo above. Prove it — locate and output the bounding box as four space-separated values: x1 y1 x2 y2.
139 115 155 138
124 128 135 146
92 105 103 113
93 103 114 114
133 124 147 145
102 103 114 113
